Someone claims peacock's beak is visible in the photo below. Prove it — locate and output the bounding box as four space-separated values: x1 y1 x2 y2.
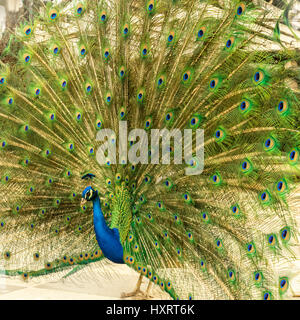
81 198 87 206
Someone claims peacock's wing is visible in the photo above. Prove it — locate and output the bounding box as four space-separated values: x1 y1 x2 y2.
109 183 133 244
0 0 299 299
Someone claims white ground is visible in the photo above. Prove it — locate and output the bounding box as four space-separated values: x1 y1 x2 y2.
0 262 170 300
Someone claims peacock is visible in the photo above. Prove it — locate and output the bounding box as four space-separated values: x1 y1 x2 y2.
0 0 299 300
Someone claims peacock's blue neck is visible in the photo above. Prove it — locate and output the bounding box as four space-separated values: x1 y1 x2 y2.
92 192 124 264
92 194 110 233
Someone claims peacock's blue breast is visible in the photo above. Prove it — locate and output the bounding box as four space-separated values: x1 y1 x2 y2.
94 224 124 264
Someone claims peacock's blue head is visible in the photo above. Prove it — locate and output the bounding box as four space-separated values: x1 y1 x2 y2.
81 186 98 205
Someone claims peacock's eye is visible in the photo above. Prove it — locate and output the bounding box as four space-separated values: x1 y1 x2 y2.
85 190 92 200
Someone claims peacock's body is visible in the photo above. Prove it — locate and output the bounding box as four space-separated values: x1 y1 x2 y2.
0 0 299 300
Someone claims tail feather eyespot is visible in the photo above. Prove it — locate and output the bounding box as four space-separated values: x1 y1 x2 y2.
263 291 272 300
288 148 299 164
99 10 108 23
279 277 289 294
167 31 176 45
76 3 85 16
236 3 246 16
49 9 59 21
254 271 263 286
253 70 266 85
122 23 130 37
225 37 235 50
23 25 33 36
147 0 155 14
280 227 291 242
197 26 206 40
259 190 271 205
228 269 236 282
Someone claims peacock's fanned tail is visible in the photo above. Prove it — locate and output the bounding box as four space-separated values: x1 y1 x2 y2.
0 0 299 299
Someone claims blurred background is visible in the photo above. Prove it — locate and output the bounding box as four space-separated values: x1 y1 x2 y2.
0 0 299 61
0 1 299 39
